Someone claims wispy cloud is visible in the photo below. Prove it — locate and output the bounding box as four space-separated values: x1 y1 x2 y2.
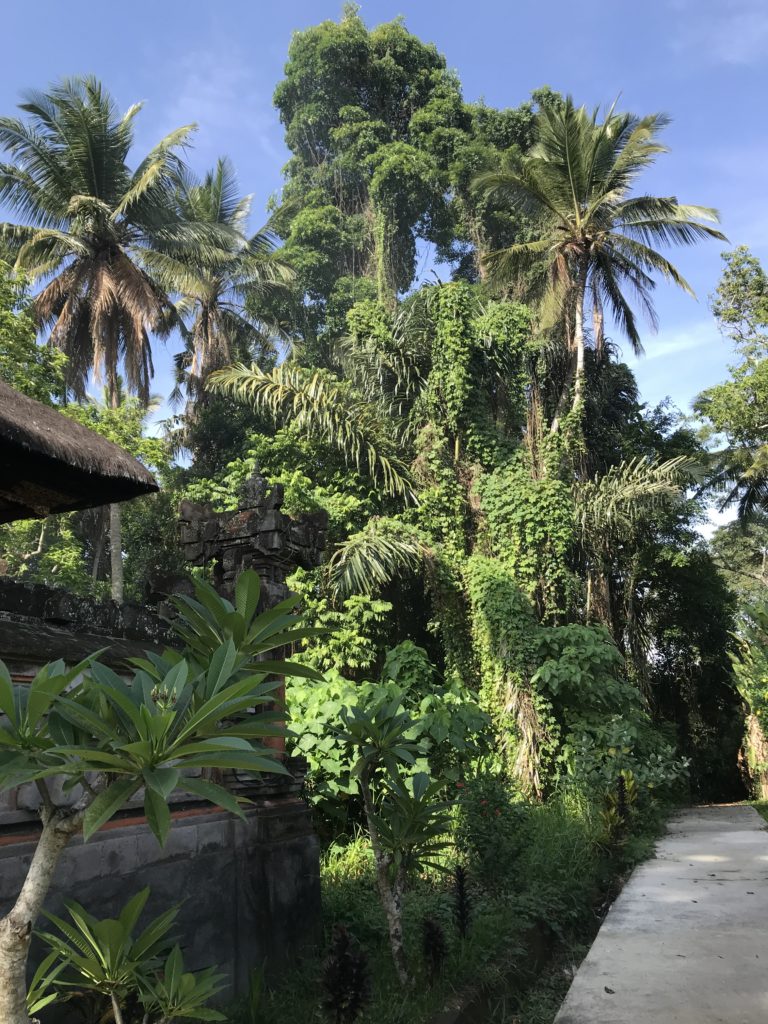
621 318 732 412
165 48 281 161
134 42 285 212
622 320 718 365
670 0 768 65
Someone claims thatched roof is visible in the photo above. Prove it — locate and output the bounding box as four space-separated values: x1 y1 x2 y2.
0 380 159 523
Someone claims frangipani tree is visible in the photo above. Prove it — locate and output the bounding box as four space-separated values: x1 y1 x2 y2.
337 696 451 987
0 570 319 1024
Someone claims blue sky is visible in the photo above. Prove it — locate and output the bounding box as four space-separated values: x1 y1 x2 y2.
1 0 767 425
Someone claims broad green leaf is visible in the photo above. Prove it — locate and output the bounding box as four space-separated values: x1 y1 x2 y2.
179 751 288 772
117 887 150 932
143 766 180 798
83 779 139 841
144 786 172 846
0 661 16 723
235 569 261 624
52 696 116 741
178 776 248 818
206 639 238 695
132 905 179 960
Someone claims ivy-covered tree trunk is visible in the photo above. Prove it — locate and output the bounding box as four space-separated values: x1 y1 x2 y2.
745 713 768 799
0 810 82 1024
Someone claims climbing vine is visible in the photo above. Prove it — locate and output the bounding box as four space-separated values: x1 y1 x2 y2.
476 451 579 621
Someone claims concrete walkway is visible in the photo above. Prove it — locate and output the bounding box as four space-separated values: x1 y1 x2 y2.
555 806 768 1024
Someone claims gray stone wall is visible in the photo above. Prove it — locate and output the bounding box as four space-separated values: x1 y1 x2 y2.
0 795 321 1008
178 473 327 606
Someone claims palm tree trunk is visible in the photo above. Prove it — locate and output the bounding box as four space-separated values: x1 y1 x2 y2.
571 258 589 415
108 386 124 604
109 502 124 604
592 292 605 356
0 811 82 1024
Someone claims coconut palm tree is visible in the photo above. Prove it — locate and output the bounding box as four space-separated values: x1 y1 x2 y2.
142 157 294 406
0 75 227 600
475 98 726 429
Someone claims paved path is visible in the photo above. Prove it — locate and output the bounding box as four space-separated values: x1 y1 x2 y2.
555 805 768 1024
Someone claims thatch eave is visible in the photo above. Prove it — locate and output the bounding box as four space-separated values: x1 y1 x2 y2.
0 380 159 523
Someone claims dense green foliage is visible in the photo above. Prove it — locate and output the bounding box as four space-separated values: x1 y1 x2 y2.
696 246 768 517
0 9 761 1021
232 781 667 1024
695 247 768 797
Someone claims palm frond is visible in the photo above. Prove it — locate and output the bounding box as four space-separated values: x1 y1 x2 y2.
574 455 690 548
116 124 197 216
208 363 413 498
327 519 427 600
474 95 724 364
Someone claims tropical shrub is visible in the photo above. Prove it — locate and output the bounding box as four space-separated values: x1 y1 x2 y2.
0 570 317 1024
335 694 453 986
730 603 768 795
531 624 688 795
454 773 528 889
287 642 488 814
33 888 224 1023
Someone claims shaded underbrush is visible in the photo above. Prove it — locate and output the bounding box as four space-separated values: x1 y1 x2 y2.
227 782 669 1024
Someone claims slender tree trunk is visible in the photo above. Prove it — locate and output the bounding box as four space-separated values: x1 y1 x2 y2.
109 502 124 604
571 258 589 416
549 304 575 436
0 811 82 1024
107 386 125 605
549 364 575 435
359 771 410 986
111 992 126 1024
21 520 49 566
91 509 106 583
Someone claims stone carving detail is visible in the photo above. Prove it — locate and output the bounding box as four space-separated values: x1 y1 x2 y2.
177 473 328 608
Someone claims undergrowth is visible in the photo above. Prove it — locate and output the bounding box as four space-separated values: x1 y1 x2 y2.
225 787 670 1024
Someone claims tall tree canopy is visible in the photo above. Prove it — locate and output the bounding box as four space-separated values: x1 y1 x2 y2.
476 98 725 423
695 247 768 517
268 6 548 359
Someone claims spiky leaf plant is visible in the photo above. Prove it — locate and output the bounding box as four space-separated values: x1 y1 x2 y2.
320 925 371 1024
